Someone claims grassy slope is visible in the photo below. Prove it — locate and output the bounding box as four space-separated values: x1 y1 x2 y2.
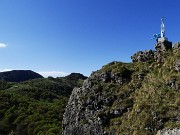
94 49 180 134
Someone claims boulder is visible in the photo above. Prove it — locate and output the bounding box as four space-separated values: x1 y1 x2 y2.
154 51 165 63
155 40 172 52
167 78 176 89
175 59 180 72
131 50 155 62
173 42 180 49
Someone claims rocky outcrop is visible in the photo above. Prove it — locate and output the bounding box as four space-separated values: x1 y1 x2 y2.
131 50 155 62
63 85 103 135
62 63 133 135
173 42 180 49
155 40 172 52
63 41 180 135
175 59 180 72
62 79 104 135
156 128 180 135
131 40 172 62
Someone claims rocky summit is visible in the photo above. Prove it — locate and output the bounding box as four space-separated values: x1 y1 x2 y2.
62 41 180 135
131 40 173 63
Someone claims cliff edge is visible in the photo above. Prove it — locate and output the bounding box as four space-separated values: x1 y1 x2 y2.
62 41 180 135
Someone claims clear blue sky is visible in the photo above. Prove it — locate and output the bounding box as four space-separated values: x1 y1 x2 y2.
0 0 180 77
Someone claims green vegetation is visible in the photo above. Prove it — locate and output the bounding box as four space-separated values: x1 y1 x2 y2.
0 77 84 135
86 49 180 134
1 49 180 135
0 70 43 82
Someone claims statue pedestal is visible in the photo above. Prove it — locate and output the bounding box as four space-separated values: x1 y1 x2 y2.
158 37 168 42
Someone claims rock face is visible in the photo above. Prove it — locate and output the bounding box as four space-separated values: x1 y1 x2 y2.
0 70 43 82
131 40 172 62
62 63 133 135
63 41 180 135
62 75 111 135
62 86 104 135
131 50 155 62
155 40 172 52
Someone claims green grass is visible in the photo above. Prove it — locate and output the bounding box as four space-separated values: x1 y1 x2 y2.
80 49 180 135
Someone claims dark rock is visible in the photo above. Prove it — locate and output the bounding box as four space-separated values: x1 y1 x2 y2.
155 40 172 52
138 73 145 80
169 116 180 122
154 51 165 63
131 50 155 62
154 40 172 62
131 40 172 63
90 69 132 85
111 73 123 84
100 72 111 82
90 71 111 83
167 78 176 89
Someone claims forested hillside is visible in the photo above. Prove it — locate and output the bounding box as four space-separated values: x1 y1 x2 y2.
0 73 86 135
0 70 43 82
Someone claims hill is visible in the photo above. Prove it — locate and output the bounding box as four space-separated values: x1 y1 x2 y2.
0 70 43 82
0 73 86 135
62 42 180 135
65 73 87 80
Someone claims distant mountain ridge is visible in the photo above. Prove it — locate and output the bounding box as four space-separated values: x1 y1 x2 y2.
0 70 43 82
65 73 88 80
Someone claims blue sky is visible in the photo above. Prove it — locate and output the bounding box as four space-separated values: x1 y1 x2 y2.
0 0 180 77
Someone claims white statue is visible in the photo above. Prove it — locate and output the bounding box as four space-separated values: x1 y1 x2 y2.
161 17 165 38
